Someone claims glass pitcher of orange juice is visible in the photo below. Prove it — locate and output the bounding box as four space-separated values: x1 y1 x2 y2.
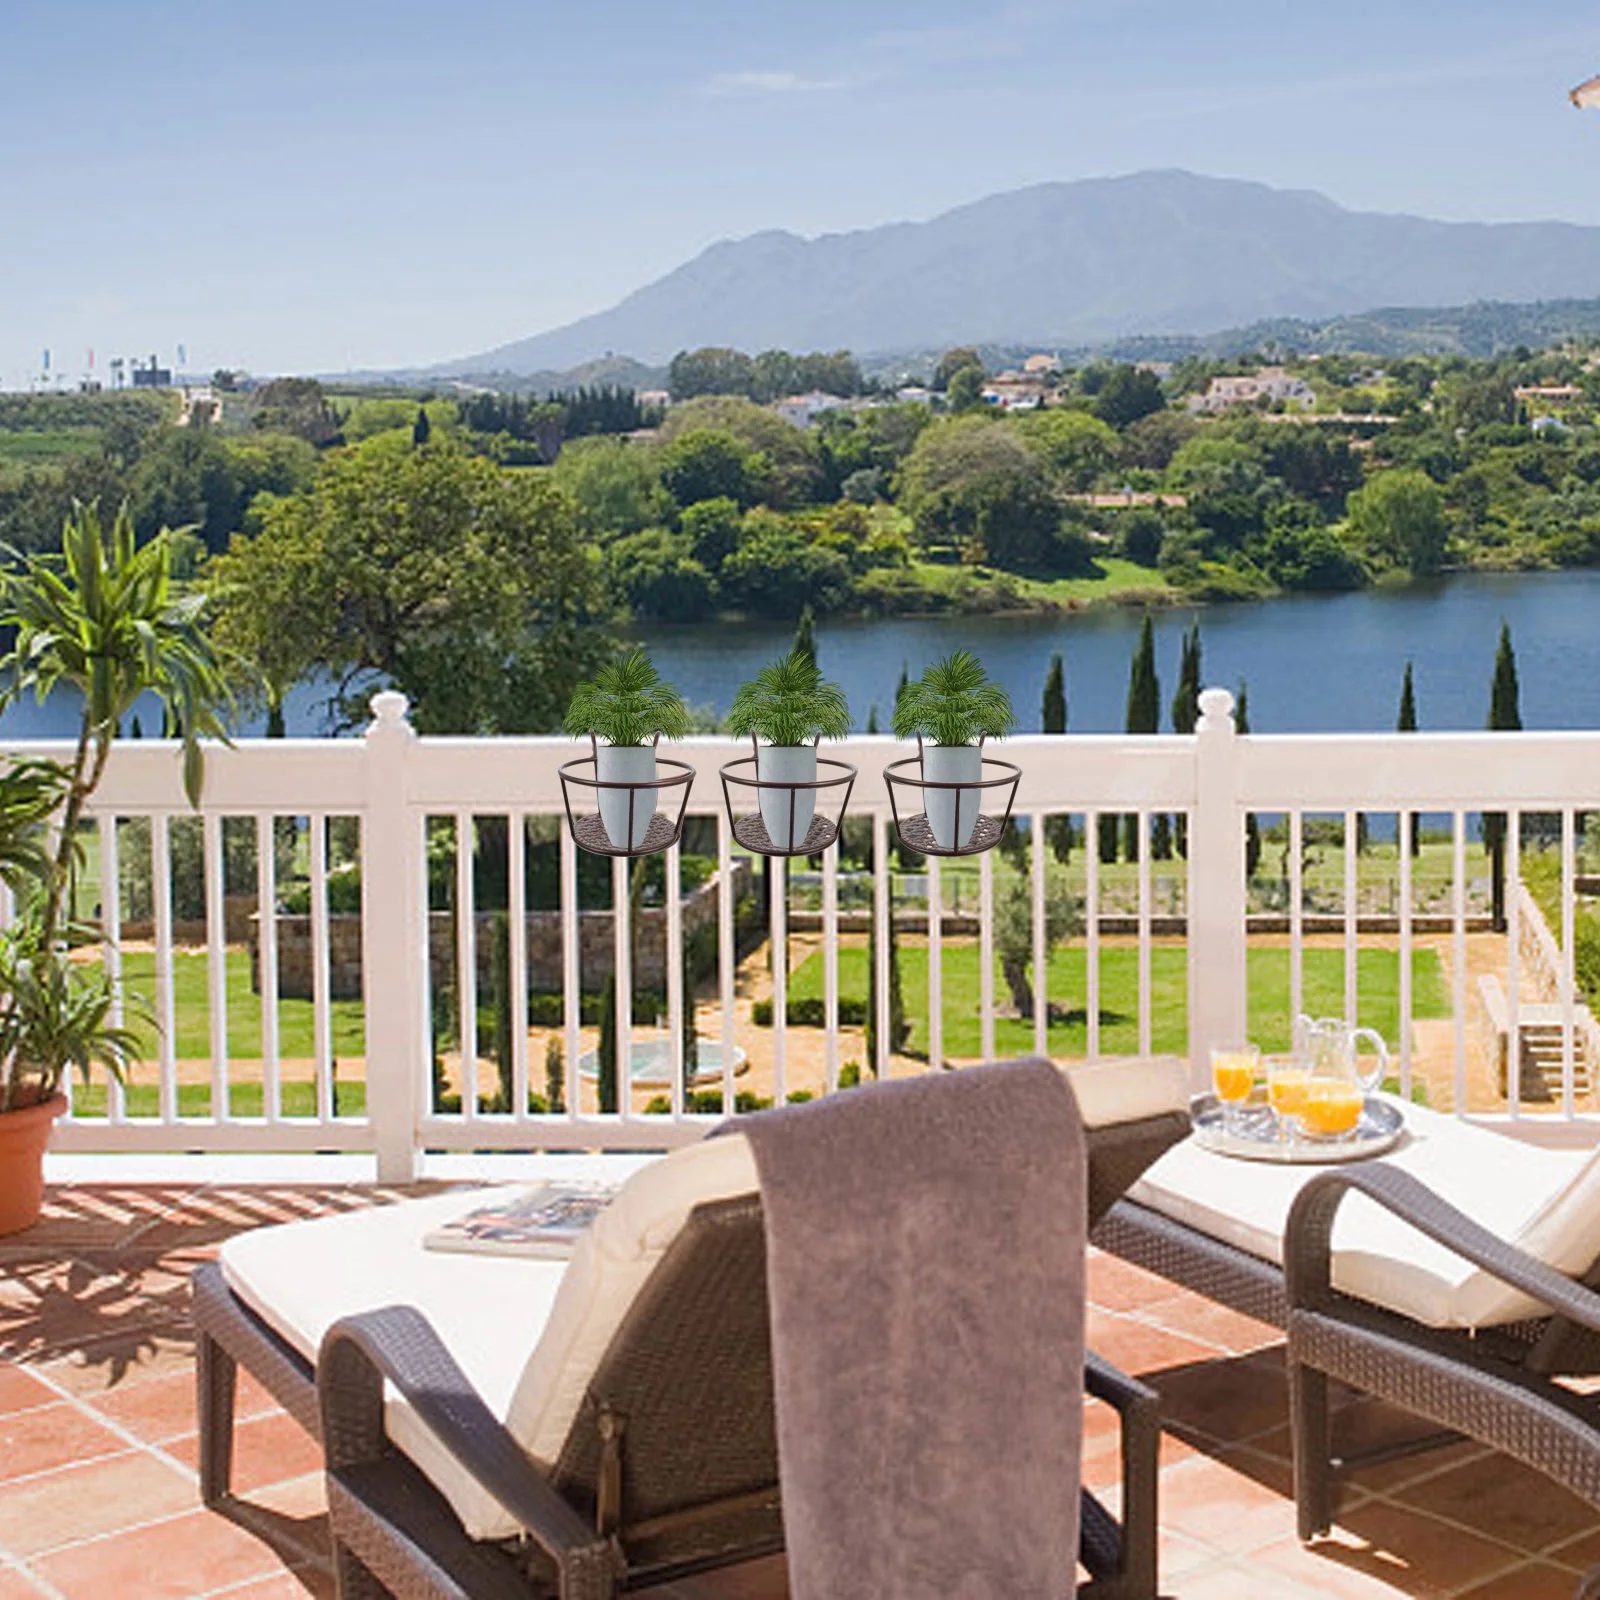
1293 1016 1389 1139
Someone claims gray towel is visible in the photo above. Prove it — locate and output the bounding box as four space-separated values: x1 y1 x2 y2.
735 1058 1086 1600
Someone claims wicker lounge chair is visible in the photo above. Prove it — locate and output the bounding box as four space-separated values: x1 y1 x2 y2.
193 1059 1189 1600
1096 1093 1600 1590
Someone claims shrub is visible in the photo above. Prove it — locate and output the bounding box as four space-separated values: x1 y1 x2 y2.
752 996 868 1027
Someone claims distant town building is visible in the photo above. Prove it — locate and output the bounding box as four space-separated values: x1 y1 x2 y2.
981 378 1047 411
1136 361 1174 379
1022 353 1057 374
896 385 936 405
635 388 671 410
131 364 172 389
774 390 852 428
1190 366 1315 413
1515 383 1584 407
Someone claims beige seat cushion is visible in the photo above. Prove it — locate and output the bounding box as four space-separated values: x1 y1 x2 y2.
219 1140 759 1543
1063 1057 1189 1129
1128 1096 1595 1329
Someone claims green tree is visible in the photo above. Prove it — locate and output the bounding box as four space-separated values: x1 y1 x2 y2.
1042 653 1073 863
667 347 757 400
792 604 817 664
719 510 850 618
128 428 244 553
1485 624 1522 929
994 867 1081 1020
544 1035 566 1114
865 896 909 1071
605 527 714 621
1094 365 1167 429
933 347 982 391
658 429 756 508
1122 616 1160 861
550 436 667 537
1170 624 1202 856
1020 408 1119 490
596 970 618 1113
209 437 606 733
250 377 343 446
1397 661 1420 857
1347 469 1447 576
1236 680 1261 879
679 496 743 571
412 405 431 448
946 364 986 413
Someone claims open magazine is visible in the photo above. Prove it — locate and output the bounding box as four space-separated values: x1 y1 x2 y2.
423 1181 622 1260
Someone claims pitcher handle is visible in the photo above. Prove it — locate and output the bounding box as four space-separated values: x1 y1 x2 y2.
1351 1027 1390 1092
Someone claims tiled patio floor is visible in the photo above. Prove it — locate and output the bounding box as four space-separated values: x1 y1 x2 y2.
1 1184 1596 1599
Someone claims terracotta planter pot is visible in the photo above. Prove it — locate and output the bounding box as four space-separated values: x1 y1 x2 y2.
0 1094 65 1237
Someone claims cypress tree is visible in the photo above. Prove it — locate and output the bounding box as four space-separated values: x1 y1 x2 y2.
1397 661 1420 857
597 970 618 1113
793 604 817 665
412 405 431 447
489 911 513 1112
1170 624 1202 857
1042 652 1073 863
681 942 699 1105
1123 616 1160 862
865 703 879 735
1236 680 1261 880
1485 624 1522 930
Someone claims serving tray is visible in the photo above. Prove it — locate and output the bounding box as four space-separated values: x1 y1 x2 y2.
1190 1092 1405 1164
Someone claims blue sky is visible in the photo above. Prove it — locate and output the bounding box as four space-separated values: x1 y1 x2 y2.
5 1 1600 384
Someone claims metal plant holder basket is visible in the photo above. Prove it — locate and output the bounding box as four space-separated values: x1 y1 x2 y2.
559 733 695 858
883 733 1021 857
719 735 857 857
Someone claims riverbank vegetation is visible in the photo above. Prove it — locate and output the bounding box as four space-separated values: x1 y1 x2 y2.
4 335 1600 733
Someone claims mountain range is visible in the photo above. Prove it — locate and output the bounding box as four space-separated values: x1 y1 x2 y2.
433 170 1600 379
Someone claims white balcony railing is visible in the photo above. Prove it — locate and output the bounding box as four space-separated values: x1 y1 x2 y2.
21 686 1600 1180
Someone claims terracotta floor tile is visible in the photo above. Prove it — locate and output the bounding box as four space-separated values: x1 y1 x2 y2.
1250 1529 1470 1599
1084 1307 1225 1377
642 1554 789 1598
1149 1349 1292 1447
1547 1523 1600 1573
1454 1562 1590 1599
34 1507 283 1599
1389 1451 1596 1553
0 1401 128 1483
87 1364 275 1445
0 1363 56 1417
1330 1499 1527 1597
1169 1557 1328 1598
167 1410 322 1495
212 1570 334 1600
1086 1247 1178 1313
1137 1291 1283 1357
0 1569 49 1599
220 1472 333 1569
32 1323 196 1397
1146 1452 1298 1555
0 1450 194 1557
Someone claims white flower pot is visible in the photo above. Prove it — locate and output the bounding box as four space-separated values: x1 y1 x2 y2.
595 744 658 850
756 744 817 849
923 743 983 850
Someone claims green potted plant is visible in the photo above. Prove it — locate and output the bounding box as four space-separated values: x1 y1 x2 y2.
564 649 690 850
893 650 1015 850
726 648 852 848
0 501 231 1234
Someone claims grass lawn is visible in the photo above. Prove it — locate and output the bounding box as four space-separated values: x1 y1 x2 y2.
90 948 366 1060
71 1078 367 1119
1018 557 1174 605
784 942 1448 1059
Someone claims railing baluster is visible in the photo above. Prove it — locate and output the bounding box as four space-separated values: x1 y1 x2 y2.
873 812 889 1079
561 820 580 1117
1506 810 1522 1119
823 836 839 1093
614 854 632 1121
452 812 477 1119
99 815 125 1124
1343 808 1358 1027
205 813 229 1123
256 813 281 1122
666 837 685 1121
310 813 334 1123
152 814 177 1123
1453 811 1467 1113
1562 810 1578 1118
1289 811 1304 1029
1031 813 1047 1059
927 854 942 1073
979 846 995 1064
718 812 735 1113
508 813 529 1121
1398 808 1413 1102
771 856 787 1105
1085 810 1100 1063
1137 810 1152 1057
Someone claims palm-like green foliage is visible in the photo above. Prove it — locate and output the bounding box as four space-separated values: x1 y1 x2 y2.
0 760 72 902
564 648 690 747
725 649 851 747
0 501 234 947
0 918 144 1111
892 650 1015 747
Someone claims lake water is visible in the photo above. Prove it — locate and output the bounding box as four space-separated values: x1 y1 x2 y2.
4 570 1598 740
636 570 1600 735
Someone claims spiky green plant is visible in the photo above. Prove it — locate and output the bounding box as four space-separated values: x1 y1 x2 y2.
892 650 1015 747
0 917 145 1111
564 649 690 747
0 500 234 950
725 649 851 747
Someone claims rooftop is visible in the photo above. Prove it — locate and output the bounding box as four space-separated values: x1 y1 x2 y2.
2 1180 1595 1599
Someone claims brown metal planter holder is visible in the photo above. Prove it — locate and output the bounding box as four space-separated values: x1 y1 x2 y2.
558 733 695 858
719 735 857 856
883 733 1021 857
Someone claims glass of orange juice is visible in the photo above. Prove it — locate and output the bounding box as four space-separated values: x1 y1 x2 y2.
1267 1058 1313 1143
1299 1078 1365 1140
1210 1043 1260 1133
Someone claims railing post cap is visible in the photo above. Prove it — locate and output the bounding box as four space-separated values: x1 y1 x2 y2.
368 690 413 734
1197 687 1235 731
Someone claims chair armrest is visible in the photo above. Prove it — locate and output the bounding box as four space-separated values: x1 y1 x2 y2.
1085 1350 1159 1418
1081 1351 1160 1599
318 1305 612 1571
1284 1163 1600 1337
